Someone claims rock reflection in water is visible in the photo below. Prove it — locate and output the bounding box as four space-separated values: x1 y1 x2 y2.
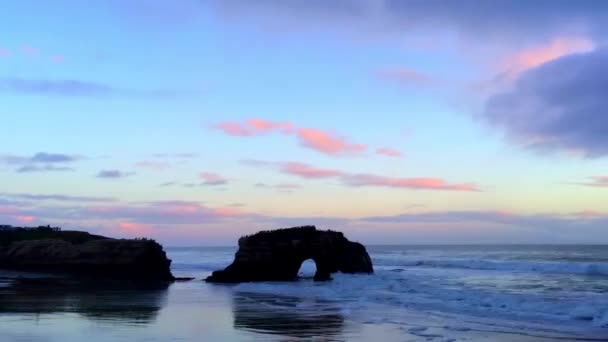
0 275 169 325
232 293 345 339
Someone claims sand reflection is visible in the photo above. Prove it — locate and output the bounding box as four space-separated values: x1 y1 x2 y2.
232 292 345 339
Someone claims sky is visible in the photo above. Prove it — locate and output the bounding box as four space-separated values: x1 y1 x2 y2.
1 0 607 245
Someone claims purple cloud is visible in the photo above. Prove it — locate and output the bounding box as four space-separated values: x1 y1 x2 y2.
96 170 135 179
0 78 182 98
484 49 608 157
209 1 608 44
0 152 82 173
0 192 117 202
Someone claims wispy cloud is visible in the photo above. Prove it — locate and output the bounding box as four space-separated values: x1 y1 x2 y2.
136 160 171 170
213 118 368 156
579 176 608 188
376 147 402 157
0 152 82 173
0 192 117 202
0 77 182 98
376 67 434 87
96 169 135 179
244 160 479 192
200 172 229 186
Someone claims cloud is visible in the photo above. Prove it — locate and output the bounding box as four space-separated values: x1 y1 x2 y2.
0 192 117 202
295 128 367 156
361 210 608 229
580 176 608 187
484 48 608 157
376 67 433 86
500 36 595 75
376 147 402 157
280 162 345 179
50 55 63 63
200 172 229 186
96 170 135 179
213 119 367 156
245 160 479 191
213 118 293 137
0 77 181 98
136 160 171 170
343 174 479 191
0 48 8 57
208 1 608 45
0 152 82 173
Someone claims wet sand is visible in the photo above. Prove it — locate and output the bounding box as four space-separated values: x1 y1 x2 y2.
1 272 603 342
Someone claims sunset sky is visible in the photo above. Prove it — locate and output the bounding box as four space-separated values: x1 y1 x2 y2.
1 0 607 245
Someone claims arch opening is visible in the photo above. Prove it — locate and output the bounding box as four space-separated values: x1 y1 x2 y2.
297 259 317 279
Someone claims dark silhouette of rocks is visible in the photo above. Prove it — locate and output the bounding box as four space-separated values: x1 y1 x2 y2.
0 227 173 281
206 226 373 283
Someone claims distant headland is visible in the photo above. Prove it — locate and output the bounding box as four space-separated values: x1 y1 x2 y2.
0 225 174 281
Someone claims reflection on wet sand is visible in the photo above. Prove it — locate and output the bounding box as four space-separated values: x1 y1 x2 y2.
0 275 169 325
232 292 345 339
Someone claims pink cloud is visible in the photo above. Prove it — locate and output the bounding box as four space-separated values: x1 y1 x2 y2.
136 160 171 170
200 172 229 185
376 147 402 157
15 215 35 223
214 119 293 137
118 222 151 233
0 48 8 57
247 118 294 134
245 160 479 191
582 176 608 187
212 207 243 217
296 128 367 156
214 119 367 156
280 162 344 179
376 67 433 86
343 174 479 191
501 36 595 75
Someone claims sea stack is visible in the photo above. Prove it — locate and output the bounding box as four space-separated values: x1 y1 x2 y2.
0 226 174 281
206 226 373 283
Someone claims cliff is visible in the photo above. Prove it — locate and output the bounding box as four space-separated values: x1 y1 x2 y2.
0 228 173 280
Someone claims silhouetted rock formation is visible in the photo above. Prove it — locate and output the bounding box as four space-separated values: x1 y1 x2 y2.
206 226 373 283
0 229 173 280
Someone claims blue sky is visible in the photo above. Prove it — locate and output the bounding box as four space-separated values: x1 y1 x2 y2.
1 0 607 245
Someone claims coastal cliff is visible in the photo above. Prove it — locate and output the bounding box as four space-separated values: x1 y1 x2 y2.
0 226 173 280
206 226 373 283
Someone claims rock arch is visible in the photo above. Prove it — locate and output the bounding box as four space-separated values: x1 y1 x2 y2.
206 226 373 283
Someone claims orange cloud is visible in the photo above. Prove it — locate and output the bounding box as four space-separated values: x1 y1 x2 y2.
376 147 402 157
118 222 151 233
501 36 595 74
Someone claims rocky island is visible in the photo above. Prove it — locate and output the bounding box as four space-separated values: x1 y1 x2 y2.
0 225 174 280
206 226 373 283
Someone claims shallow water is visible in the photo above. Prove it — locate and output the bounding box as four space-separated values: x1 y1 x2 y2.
1 245 608 341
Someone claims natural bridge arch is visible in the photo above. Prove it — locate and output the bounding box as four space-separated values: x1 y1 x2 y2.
206 226 373 283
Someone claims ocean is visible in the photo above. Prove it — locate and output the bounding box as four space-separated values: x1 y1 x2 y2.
1 245 608 341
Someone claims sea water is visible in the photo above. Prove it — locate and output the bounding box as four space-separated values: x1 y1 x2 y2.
1 245 607 341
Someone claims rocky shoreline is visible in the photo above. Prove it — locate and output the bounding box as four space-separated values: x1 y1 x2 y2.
0 226 174 281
